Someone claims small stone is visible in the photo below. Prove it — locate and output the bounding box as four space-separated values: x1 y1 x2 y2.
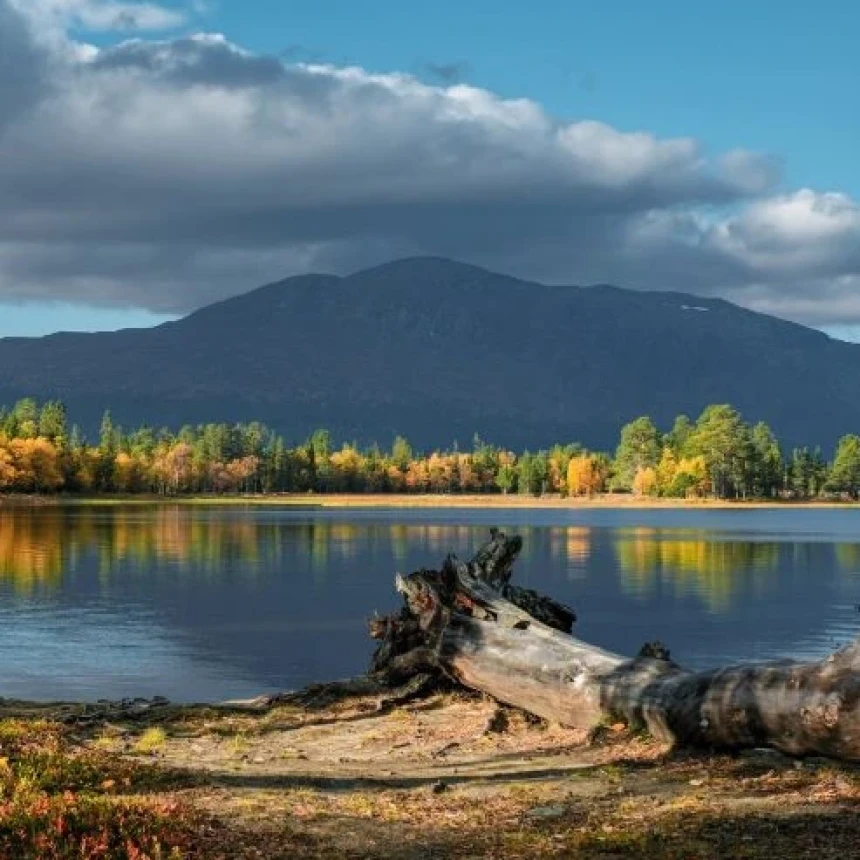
431 780 448 794
525 804 566 820
485 707 510 735
689 778 705 787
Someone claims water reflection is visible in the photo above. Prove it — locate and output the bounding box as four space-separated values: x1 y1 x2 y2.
4 509 860 607
2 504 860 700
0 512 605 592
0 513 65 592
836 543 860 574
614 529 781 611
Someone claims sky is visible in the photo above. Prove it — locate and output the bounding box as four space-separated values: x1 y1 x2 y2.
0 0 858 338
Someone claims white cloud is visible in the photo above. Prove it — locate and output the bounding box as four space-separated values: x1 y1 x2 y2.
710 190 860 271
0 0 858 327
12 0 186 32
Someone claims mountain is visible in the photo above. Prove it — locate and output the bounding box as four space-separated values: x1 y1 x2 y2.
0 257 858 451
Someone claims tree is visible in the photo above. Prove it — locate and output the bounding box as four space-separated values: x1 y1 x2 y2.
96 410 118 491
495 454 517 495
613 417 661 491
391 436 413 472
667 414 693 456
11 398 38 439
308 429 331 491
376 531 860 766
750 421 783 498
517 452 547 497
38 401 67 443
655 447 678 495
567 454 609 497
788 447 828 499
828 435 860 499
669 456 709 498
0 436 16 489
686 405 753 498
632 466 658 497
9 438 62 492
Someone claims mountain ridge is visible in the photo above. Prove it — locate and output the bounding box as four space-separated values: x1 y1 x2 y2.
0 257 854 450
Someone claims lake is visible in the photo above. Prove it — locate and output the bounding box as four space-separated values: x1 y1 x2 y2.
2 503 860 702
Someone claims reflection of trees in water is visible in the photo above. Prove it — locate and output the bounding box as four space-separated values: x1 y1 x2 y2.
548 527 592 578
0 512 511 591
615 529 780 612
0 507 273 592
0 513 66 593
835 543 860 574
0 513 604 595
99 508 264 575
15 512 856 610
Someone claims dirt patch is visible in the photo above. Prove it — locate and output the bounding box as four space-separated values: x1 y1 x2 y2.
5 692 860 858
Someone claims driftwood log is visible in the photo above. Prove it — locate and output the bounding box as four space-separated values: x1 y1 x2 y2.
370 529 860 762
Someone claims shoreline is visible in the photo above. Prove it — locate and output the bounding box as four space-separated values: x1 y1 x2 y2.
2 492 860 509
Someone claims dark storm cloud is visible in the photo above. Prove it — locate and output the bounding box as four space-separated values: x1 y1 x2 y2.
0 1 50 130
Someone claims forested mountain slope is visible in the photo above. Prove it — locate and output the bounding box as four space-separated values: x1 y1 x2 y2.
1 257 856 450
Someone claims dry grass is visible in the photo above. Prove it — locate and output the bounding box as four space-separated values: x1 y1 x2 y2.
4 693 860 858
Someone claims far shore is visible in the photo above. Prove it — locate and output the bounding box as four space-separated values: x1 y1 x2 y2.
2 491 860 509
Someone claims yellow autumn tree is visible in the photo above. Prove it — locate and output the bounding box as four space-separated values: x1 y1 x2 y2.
330 446 364 491
72 447 100 492
404 459 430 493
567 454 608 497
656 451 710 498
676 456 710 497
114 452 144 493
0 436 17 489
427 452 456 493
656 447 678 495
632 466 658 497
8 437 63 492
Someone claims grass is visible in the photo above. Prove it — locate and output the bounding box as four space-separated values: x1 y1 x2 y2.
132 728 168 756
0 719 198 859
5 694 860 857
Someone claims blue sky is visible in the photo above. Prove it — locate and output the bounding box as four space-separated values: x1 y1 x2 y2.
0 0 858 337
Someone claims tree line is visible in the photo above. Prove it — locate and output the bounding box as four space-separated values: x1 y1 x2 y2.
2 398 860 499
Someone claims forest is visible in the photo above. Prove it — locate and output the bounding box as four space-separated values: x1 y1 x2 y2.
1 397 859 500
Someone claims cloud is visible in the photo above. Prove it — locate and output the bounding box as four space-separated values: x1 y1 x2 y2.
0 4 857 327
13 0 187 32
0 1 51 129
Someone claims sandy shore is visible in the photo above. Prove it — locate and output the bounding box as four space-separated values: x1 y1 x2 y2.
2 492 858 509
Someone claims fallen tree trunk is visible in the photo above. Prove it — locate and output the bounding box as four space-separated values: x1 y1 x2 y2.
371 529 860 762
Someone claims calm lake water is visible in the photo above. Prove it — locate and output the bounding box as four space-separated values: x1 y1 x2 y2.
2 503 860 702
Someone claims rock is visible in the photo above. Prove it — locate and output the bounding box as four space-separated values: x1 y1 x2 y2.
431 780 448 794
525 804 566 820
484 707 510 734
